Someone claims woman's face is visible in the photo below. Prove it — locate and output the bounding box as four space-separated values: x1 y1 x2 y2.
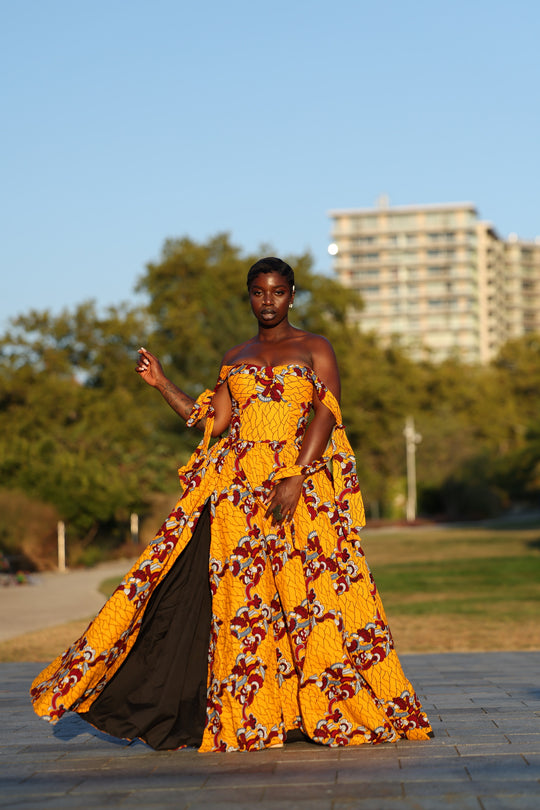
249 272 294 327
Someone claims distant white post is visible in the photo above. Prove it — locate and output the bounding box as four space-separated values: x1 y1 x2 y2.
403 416 422 522
130 513 139 545
57 521 66 572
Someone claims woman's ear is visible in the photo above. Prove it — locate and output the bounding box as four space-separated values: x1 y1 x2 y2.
289 285 296 309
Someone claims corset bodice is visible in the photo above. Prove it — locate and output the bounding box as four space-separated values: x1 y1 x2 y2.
225 364 314 445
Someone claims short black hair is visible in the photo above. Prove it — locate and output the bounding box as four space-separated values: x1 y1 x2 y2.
247 257 295 291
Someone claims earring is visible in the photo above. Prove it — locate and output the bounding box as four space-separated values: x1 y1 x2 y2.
289 303 293 309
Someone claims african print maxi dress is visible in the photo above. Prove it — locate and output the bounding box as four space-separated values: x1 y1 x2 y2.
31 364 433 751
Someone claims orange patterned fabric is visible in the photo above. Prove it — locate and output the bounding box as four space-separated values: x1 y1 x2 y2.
31 364 432 750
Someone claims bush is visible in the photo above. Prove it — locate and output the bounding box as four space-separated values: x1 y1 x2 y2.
0 490 59 571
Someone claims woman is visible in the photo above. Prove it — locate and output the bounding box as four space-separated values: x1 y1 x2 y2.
31 257 432 752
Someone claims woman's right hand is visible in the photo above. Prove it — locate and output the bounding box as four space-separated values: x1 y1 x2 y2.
135 347 166 388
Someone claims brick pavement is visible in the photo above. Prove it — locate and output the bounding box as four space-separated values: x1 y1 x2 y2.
1 652 539 809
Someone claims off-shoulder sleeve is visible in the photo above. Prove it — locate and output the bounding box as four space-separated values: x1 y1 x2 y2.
178 367 230 488
269 372 365 536
186 389 215 427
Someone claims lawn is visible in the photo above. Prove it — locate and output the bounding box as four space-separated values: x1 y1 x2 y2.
360 523 540 652
1 523 539 661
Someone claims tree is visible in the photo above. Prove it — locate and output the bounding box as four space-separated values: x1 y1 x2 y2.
5 232 540 568
0 303 165 543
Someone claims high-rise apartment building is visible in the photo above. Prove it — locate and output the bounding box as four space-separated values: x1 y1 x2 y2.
504 235 540 339
329 201 540 363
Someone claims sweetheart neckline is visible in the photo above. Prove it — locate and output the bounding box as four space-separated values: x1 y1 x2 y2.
222 362 313 374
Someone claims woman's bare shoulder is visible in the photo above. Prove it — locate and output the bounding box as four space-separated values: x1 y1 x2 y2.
220 338 257 366
297 332 340 398
298 331 337 365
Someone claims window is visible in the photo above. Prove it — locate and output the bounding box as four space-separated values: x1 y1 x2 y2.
352 236 376 245
425 212 458 228
352 216 377 231
387 214 418 229
427 282 447 296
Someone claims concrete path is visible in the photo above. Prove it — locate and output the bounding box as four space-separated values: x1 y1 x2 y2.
1 652 539 809
0 558 136 642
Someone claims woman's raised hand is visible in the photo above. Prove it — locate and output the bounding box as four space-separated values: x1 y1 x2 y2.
135 348 166 388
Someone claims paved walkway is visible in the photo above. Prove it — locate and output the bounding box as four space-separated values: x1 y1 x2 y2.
1 653 539 809
0 558 136 642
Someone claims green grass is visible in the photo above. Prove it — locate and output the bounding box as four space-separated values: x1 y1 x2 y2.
98 576 123 598
363 526 540 624
374 555 540 597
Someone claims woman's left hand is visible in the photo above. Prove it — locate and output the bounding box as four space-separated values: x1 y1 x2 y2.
265 475 304 525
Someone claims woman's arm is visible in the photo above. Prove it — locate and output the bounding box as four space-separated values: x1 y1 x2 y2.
136 348 232 435
265 337 340 523
296 337 340 464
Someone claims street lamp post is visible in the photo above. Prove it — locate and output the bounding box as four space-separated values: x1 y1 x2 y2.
404 416 422 522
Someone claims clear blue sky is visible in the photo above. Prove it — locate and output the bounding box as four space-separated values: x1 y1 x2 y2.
1 0 539 329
